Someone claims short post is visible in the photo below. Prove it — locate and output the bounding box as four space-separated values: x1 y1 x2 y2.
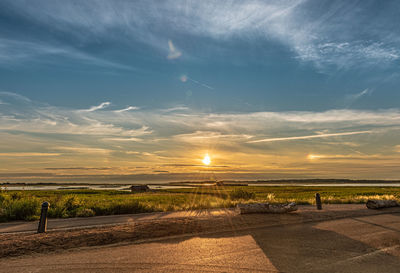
315 193 322 210
37 202 50 233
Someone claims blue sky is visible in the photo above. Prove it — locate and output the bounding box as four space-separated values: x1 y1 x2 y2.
1 0 400 181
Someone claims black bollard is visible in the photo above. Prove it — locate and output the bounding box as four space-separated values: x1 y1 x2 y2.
315 193 322 210
37 202 50 233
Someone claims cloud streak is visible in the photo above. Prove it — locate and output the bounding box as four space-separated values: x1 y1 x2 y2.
180 75 214 90
4 0 399 70
0 152 61 157
248 130 372 143
345 88 373 106
80 102 111 112
0 38 133 70
114 106 139 113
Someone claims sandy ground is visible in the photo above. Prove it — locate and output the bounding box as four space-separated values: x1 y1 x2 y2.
1 206 400 272
1 204 399 259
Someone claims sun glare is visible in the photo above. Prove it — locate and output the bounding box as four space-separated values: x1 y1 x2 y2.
202 154 211 165
308 154 322 160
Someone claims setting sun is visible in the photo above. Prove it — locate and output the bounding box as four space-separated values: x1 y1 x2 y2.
202 154 211 165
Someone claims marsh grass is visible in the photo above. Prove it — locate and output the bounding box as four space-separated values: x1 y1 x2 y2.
1 186 400 222
0 191 40 221
229 188 256 200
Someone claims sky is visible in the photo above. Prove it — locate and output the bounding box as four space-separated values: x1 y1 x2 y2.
0 0 400 183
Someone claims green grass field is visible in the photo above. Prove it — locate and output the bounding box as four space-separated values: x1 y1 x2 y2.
1 186 400 222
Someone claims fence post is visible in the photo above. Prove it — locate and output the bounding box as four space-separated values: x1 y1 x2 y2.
37 202 50 233
315 193 322 210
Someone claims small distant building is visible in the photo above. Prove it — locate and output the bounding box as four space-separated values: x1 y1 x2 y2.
130 185 150 193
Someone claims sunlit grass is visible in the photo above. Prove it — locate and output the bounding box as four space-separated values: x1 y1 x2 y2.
1 186 400 222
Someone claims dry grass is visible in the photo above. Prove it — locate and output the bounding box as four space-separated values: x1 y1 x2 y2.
1 186 400 222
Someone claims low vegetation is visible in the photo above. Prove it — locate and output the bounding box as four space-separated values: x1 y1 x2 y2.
229 188 256 200
1 186 400 222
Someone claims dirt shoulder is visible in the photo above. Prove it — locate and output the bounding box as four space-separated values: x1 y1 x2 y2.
1 204 399 259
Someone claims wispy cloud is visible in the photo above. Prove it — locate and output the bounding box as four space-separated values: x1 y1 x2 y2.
5 0 399 70
344 88 373 106
307 153 393 160
167 40 182 60
1 92 400 179
102 137 143 142
0 38 133 70
114 106 139 113
180 75 214 90
0 152 61 157
349 88 373 100
53 146 112 155
248 130 372 143
45 167 114 170
175 131 253 144
296 41 400 70
161 106 190 112
80 102 111 112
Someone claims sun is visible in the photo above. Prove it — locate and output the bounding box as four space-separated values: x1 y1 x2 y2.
202 154 211 165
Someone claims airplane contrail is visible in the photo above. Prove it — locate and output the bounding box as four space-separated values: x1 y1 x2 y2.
248 130 372 143
180 75 214 90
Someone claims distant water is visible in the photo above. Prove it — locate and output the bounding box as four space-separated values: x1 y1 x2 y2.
0 185 194 191
248 183 400 187
2 183 400 191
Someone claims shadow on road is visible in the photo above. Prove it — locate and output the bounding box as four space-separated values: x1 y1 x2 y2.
134 208 400 273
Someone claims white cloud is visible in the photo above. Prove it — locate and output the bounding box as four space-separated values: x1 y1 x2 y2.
161 106 190 112
167 40 182 60
114 106 139 113
80 102 111 112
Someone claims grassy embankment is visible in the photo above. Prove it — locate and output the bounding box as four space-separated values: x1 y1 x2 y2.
1 186 400 222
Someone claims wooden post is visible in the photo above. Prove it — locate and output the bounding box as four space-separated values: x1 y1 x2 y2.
315 193 322 210
37 202 50 233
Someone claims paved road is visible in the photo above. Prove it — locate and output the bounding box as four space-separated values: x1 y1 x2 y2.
0 209 236 233
2 211 400 272
0 204 381 234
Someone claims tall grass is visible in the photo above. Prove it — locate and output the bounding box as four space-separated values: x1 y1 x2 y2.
1 186 400 222
0 191 40 221
229 189 256 200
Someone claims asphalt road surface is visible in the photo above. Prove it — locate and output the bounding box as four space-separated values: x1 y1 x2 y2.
2 211 400 272
0 209 236 234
